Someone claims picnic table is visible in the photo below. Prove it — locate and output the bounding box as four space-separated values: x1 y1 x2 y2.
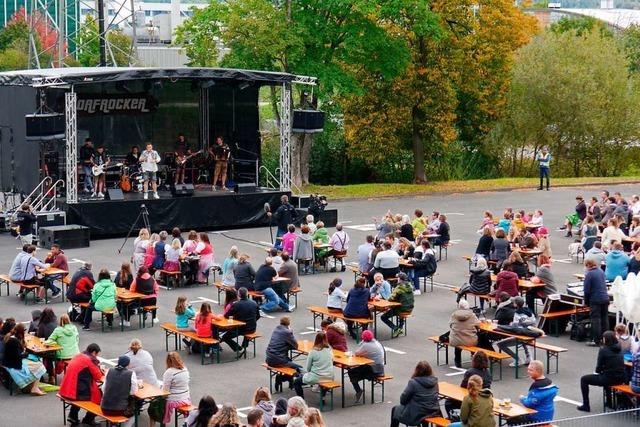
437 381 537 426
368 299 402 339
24 333 63 383
477 321 537 379
133 381 169 426
116 288 148 330
211 317 247 361
490 274 544 295
293 339 374 408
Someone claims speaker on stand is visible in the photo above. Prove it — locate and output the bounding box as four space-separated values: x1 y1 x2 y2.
172 183 195 197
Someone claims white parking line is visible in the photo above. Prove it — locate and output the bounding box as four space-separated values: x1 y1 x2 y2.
98 357 117 366
445 366 466 376
444 213 465 216
71 258 87 264
198 296 219 304
383 347 406 355
553 259 572 264
236 406 253 418
554 396 581 406
345 224 377 231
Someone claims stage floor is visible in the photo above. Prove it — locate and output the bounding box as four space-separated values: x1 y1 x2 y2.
63 187 289 237
77 187 240 202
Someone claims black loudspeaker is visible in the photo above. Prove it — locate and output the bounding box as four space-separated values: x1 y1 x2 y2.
38 225 90 249
292 110 325 133
234 183 257 194
172 183 194 197
25 114 65 140
105 188 124 200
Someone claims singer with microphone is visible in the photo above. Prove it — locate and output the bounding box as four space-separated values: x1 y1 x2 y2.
210 136 231 191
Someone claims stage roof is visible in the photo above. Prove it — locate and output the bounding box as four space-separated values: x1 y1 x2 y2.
0 67 297 86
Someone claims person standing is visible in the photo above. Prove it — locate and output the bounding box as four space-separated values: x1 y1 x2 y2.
211 136 231 191
139 142 161 200
583 259 610 346
79 138 95 194
92 145 109 199
536 147 551 191
270 195 297 245
16 203 37 245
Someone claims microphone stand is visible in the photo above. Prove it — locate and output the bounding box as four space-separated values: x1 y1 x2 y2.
264 202 274 245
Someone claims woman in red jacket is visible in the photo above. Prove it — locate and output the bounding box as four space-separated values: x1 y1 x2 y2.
59 343 104 425
491 262 520 303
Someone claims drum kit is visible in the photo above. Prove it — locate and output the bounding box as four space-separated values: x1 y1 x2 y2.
118 165 166 193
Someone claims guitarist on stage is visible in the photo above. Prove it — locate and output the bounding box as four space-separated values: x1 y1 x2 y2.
92 145 109 199
210 136 231 191
79 138 95 195
174 134 191 185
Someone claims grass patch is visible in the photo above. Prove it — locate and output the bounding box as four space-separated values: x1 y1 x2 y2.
303 176 640 200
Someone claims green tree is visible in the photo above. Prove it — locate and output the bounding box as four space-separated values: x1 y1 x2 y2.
493 30 640 177
175 0 419 187
343 0 536 182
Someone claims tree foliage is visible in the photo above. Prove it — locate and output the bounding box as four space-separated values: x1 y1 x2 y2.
492 30 640 177
343 0 537 182
76 15 133 67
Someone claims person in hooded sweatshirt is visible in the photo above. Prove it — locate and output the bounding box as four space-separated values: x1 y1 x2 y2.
583 258 610 346
491 263 520 302
251 387 275 427
129 265 159 326
293 224 315 274
45 314 80 378
449 374 495 427
497 296 535 367
343 278 371 340
390 361 441 427
447 300 480 368
518 360 558 423
320 319 348 352
578 331 626 412
585 241 606 267
458 258 492 312
604 242 629 281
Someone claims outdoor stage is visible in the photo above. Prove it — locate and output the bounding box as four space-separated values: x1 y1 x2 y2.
63 188 289 237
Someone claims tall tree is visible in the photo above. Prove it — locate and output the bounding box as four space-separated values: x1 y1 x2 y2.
493 30 640 177
175 0 419 187
343 0 536 182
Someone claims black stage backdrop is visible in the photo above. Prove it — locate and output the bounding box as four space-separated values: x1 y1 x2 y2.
64 191 287 237
65 80 261 159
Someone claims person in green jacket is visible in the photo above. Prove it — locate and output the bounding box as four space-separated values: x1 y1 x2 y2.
449 375 496 427
293 331 334 399
45 314 80 359
83 269 117 331
313 222 331 262
381 272 415 338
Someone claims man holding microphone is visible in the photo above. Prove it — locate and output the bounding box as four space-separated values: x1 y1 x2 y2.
139 142 161 200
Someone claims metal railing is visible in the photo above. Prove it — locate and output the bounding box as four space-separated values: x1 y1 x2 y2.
518 407 639 427
9 176 63 224
259 165 281 190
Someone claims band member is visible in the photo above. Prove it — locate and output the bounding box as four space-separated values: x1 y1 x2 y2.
125 146 140 169
211 136 231 191
139 142 161 200
79 138 95 194
174 134 191 185
93 146 109 199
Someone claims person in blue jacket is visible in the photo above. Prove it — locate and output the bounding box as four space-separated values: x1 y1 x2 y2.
343 277 371 340
518 360 558 423
604 242 629 282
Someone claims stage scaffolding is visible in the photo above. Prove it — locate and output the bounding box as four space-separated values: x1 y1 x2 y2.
16 0 138 68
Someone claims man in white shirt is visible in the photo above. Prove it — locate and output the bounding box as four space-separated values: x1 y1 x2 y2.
329 223 350 272
139 142 161 200
373 242 400 279
123 339 161 387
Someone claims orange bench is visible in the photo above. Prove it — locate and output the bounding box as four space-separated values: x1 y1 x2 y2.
161 322 220 365
0 274 38 304
58 394 129 426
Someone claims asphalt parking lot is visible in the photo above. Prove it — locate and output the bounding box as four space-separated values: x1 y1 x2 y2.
0 182 638 427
